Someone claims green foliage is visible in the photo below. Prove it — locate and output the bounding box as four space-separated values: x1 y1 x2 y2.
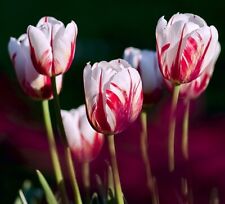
36 170 58 204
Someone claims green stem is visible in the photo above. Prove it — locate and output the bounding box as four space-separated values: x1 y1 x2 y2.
182 100 190 160
66 148 82 204
42 100 69 204
168 84 180 172
50 76 82 204
107 135 124 204
140 110 159 204
50 76 68 146
82 162 90 204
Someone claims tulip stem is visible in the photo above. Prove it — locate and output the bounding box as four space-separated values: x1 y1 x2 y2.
182 100 190 160
140 110 159 204
107 135 124 204
82 162 90 204
66 147 83 204
168 84 180 172
50 76 68 146
51 76 82 204
41 100 69 204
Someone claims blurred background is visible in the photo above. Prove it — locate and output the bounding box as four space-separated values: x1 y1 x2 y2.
1 0 225 203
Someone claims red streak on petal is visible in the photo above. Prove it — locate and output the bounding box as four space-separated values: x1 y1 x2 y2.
190 30 213 81
40 77 52 99
91 70 111 133
193 74 209 95
161 43 170 55
171 23 186 82
106 89 127 133
156 37 170 80
29 38 52 76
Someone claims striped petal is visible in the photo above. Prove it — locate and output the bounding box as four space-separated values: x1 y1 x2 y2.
27 25 52 76
52 21 78 75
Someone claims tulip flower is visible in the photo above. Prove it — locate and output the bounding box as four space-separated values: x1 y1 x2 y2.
8 34 62 100
123 47 163 104
61 105 104 162
27 16 78 76
83 59 143 135
156 12 219 171
156 13 219 84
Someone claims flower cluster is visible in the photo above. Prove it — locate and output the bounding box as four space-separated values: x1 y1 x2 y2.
8 12 221 204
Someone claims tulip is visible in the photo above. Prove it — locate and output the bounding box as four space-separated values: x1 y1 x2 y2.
8 34 62 100
61 105 104 162
156 13 219 171
123 47 163 104
83 59 143 135
27 16 78 76
156 13 219 84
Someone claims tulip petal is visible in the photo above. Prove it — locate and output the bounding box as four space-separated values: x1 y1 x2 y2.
61 105 104 162
140 50 162 93
36 16 62 27
8 37 26 84
28 25 52 76
52 21 77 75
61 109 82 148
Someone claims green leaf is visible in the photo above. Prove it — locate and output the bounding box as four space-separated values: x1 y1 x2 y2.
107 188 115 204
91 193 100 204
107 163 114 197
18 190 28 204
36 170 58 204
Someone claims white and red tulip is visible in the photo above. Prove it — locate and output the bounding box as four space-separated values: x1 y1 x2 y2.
61 105 104 162
8 34 62 100
156 13 219 84
123 47 163 104
27 16 78 76
83 59 143 135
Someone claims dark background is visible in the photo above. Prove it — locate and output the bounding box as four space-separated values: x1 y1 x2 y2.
1 0 225 203
1 0 225 111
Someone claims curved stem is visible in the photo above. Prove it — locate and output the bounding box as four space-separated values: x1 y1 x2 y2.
107 135 124 204
42 100 69 204
66 148 82 204
50 76 82 204
182 100 190 160
82 162 90 204
168 84 180 172
140 110 159 204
